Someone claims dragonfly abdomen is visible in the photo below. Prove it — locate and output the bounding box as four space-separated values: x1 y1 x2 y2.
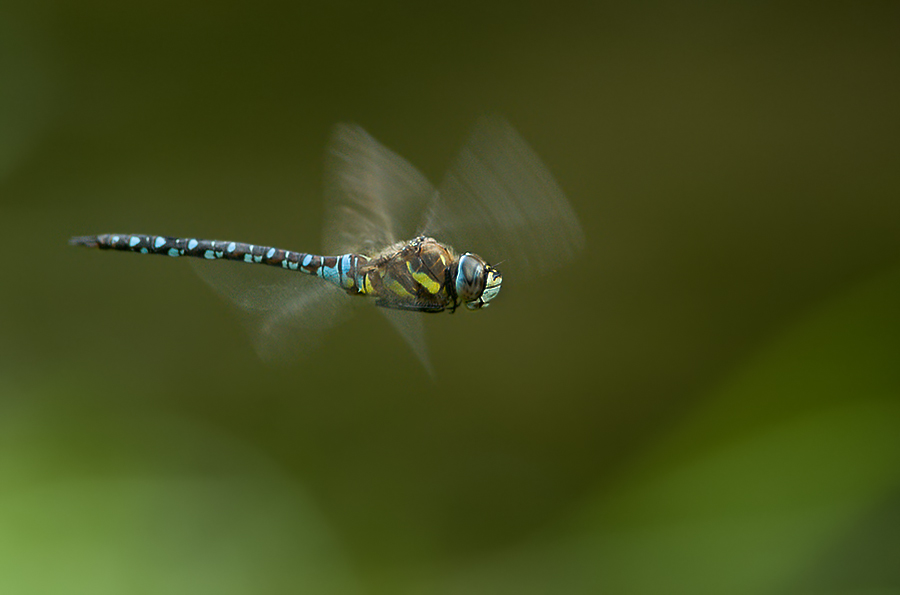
69 233 366 291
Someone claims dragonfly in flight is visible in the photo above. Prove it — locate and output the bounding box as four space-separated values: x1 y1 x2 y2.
71 117 583 374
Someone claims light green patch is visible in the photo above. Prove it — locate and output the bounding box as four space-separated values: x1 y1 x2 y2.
407 261 440 294
384 277 412 298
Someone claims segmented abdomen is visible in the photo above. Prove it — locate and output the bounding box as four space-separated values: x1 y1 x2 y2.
69 233 366 291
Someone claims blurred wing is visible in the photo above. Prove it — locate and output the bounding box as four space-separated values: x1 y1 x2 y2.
190 260 352 364
323 123 437 256
378 309 434 378
424 116 584 277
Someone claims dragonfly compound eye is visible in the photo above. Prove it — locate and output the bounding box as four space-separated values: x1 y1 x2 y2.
455 253 502 310
454 253 484 301
462 254 483 284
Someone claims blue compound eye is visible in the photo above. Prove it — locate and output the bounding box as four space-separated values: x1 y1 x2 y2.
455 253 489 307
460 254 482 285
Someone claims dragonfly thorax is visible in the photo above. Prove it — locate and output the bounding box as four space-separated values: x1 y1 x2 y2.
352 237 501 313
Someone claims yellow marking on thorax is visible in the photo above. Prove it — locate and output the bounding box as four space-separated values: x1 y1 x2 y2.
385 277 413 298
407 262 441 295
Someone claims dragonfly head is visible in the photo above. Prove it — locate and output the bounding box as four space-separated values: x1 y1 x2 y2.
453 253 502 311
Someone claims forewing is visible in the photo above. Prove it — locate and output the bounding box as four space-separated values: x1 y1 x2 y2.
190 260 352 364
323 123 436 256
424 116 584 277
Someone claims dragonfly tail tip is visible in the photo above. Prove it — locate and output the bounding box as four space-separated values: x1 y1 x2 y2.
69 235 99 247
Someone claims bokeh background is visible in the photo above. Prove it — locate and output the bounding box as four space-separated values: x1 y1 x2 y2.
2 2 899 593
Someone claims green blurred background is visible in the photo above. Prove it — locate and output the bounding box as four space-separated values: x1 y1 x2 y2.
2 1 899 593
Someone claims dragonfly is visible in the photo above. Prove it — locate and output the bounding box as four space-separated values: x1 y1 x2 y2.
71 116 583 374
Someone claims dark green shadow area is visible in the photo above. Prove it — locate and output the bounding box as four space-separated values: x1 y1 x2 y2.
423 266 900 594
